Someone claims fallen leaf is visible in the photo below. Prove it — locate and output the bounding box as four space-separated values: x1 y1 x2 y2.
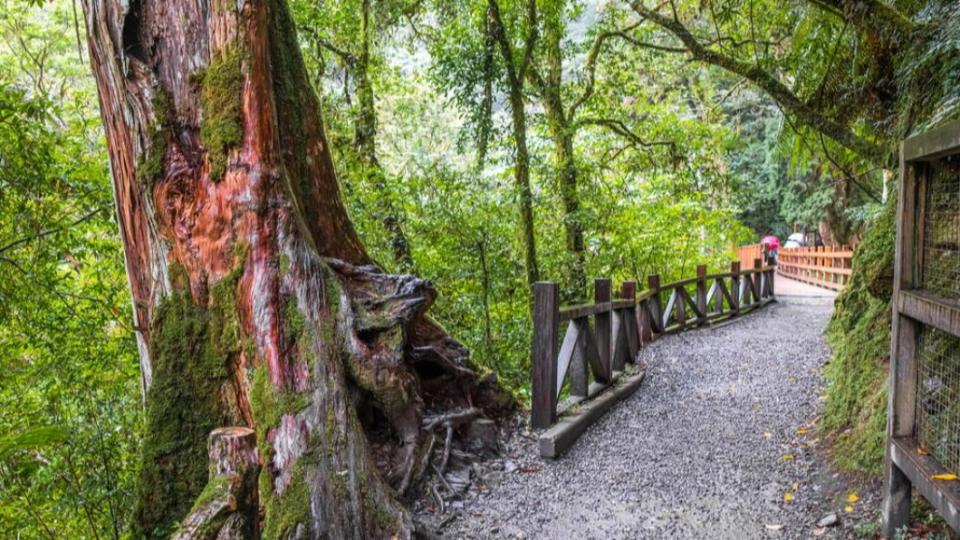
844 505 854 513
783 492 794 502
780 454 796 461
763 432 772 439
796 427 808 435
931 474 958 481
792 482 799 491
918 448 929 456
846 492 859 503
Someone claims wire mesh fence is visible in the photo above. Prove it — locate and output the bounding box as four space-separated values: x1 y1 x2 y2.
916 324 960 475
921 156 960 298
916 157 960 474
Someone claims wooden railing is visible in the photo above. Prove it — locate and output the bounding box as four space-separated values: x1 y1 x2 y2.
531 260 776 455
776 245 853 291
738 243 764 267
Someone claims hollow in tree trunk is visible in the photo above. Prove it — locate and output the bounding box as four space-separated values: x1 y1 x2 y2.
80 0 509 537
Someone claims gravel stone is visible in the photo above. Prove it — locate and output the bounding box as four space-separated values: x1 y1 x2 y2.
817 513 838 528
427 301 846 539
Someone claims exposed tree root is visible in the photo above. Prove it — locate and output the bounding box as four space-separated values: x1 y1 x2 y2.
328 259 511 498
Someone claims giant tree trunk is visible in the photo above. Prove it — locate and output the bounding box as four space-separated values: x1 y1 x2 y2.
81 1 506 538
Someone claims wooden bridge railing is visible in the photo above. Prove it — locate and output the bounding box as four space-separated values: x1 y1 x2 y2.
776 245 853 291
531 259 776 456
738 243 764 267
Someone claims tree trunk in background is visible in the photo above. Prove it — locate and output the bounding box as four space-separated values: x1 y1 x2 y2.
536 11 587 301
488 0 540 289
81 1 506 537
355 0 415 273
505 78 541 288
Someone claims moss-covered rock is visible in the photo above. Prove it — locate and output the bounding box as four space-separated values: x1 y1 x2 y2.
822 196 896 475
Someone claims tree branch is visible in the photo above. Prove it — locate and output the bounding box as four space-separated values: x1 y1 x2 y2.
517 0 538 80
566 22 686 117
578 116 673 148
805 0 919 38
488 0 537 94
628 1 891 165
300 26 357 66
0 207 106 256
818 132 882 203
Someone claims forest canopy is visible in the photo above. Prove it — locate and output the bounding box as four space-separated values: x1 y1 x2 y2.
0 0 956 537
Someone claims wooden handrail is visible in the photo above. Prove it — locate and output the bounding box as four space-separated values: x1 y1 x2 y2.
777 245 853 291
531 259 777 434
738 243 764 267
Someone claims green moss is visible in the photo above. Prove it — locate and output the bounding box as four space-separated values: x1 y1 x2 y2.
137 88 172 186
325 405 337 449
188 474 233 516
197 48 244 182
363 493 401 533
821 196 897 475
129 269 244 539
260 461 312 539
249 366 311 438
249 360 312 537
320 273 341 344
353 453 401 533
284 296 306 344
266 0 337 241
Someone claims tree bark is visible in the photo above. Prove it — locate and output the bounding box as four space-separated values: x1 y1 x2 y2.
80 1 506 537
528 10 587 301
488 0 540 288
355 0 415 273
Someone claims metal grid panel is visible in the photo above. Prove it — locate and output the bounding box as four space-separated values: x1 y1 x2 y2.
916 324 960 474
922 156 960 298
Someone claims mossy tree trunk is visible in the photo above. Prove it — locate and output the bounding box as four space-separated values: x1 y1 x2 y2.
81 1 507 538
528 8 587 302
488 0 540 289
354 0 415 273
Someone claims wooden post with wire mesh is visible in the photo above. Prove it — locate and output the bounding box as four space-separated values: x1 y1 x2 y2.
882 120 960 537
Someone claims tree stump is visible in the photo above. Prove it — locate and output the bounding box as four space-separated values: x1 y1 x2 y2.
173 428 259 540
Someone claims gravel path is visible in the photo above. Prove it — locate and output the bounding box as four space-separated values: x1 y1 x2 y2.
431 300 850 540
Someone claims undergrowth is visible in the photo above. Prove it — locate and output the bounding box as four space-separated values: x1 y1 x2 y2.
822 196 896 475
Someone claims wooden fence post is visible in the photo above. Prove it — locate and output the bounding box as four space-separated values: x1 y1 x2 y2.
532 282 559 429
647 273 662 333
674 280 686 330
594 278 613 383
752 258 762 303
768 264 776 297
621 281 639 362
730 261 740 316
696 264 707 326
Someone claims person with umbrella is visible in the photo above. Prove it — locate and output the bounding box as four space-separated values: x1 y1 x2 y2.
762 235 780 265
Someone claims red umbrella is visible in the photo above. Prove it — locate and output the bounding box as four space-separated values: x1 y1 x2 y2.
762 235 781 250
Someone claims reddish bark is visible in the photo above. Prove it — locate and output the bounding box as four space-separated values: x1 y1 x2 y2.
81 0 508 537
